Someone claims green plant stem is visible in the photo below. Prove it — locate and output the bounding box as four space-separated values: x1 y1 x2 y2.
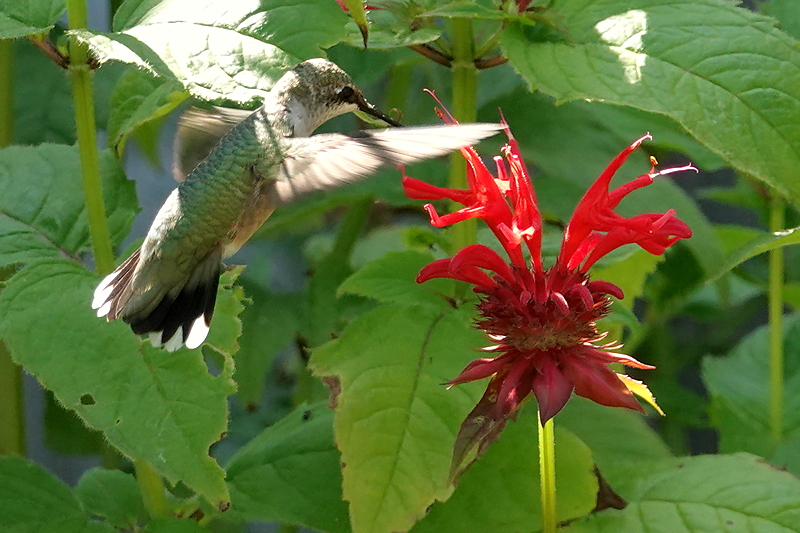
448 17 478 294
135 459 171 518
0 39 12 147
768 193 785 445
0 341 24 456
538 414 556 533
331 197 373 260
0 39 25 458
67 0 114 275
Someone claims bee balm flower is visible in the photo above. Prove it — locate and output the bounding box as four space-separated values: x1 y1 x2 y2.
403 115 694 468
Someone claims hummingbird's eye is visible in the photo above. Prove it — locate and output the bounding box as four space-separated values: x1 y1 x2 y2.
338 86 358 103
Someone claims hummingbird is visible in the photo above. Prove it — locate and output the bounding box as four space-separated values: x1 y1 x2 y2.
92 58 501 352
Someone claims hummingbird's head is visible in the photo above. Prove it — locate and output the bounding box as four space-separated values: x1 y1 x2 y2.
273 58 401 136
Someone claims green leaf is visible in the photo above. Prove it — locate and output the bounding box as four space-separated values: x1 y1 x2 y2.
557 397 672 490
705 226 800 283
502 0 800 207
114 0 348 60
0 0 65 38
233 283 301 407
75 468 146 529
107 66 187 156
421 2 511 19
144 518 206 533
411 413 597 533
761 0 800 40
226 402 350 533
72 28 296 106
564 454 800 533
0 144 138 267
310 303 488 533
702 312 800 471
44 390 103 454
0 455 113 533
592 249 663 310
339 250 455 309
0 259 238 507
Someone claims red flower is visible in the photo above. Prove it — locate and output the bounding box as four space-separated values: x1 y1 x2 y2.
402 107 694 472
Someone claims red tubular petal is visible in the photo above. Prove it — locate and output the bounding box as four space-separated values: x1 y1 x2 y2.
551 292 570 314
450 244 516 284
402 176 473 204
577 345 655 370
586 280 624 300
496 356 532 416
561 356 645 414
532 355 575 423
447 353 513 386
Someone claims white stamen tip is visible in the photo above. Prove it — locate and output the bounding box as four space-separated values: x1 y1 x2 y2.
163 327 184 353
185 316 210 350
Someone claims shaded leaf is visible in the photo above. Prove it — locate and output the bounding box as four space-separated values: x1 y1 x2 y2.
310 303 487 533
226 403 350 533
339 250 455 309
557 396 672 490
0 455 113 533
411 413 597 533
75 468 146 529
0 144 138 267
107 66 187 156
0 259 239 506
703 312 800 473
705 226 800 283
0 0 65 38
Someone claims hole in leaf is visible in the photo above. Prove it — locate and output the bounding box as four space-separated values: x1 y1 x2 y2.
80 394 95 406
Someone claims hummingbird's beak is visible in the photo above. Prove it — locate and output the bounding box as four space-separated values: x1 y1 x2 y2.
356 93 403 127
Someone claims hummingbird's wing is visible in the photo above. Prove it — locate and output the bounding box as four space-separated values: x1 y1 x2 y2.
173 106 254 181
268 123 503 206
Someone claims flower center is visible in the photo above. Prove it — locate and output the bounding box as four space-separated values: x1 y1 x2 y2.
476 274 610 353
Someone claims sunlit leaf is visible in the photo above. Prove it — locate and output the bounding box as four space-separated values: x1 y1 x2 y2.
310 303 486 533
503 0 800 207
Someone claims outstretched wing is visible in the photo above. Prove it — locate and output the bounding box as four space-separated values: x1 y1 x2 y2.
268 123 503 206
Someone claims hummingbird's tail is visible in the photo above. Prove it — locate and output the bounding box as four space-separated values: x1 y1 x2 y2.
92 247 222 352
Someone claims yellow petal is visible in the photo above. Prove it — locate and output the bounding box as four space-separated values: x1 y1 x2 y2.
618 373 665 416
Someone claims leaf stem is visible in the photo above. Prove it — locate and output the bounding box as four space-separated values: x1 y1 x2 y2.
331 197 373 260
768 193 785 445
67 0 114 274
538 413 556 533
448 17 478 262
134 459 171 518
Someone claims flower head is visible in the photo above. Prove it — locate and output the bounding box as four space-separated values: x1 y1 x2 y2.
403 107 694 473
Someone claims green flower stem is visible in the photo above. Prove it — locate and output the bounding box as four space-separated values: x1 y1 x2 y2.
67 0 114 275
448 17 478 296
0 39 12 147
768 193 785 445
0 341 24 456
0 41 25 458
331 196 373 260
134 459 171 518
538 414 557 533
